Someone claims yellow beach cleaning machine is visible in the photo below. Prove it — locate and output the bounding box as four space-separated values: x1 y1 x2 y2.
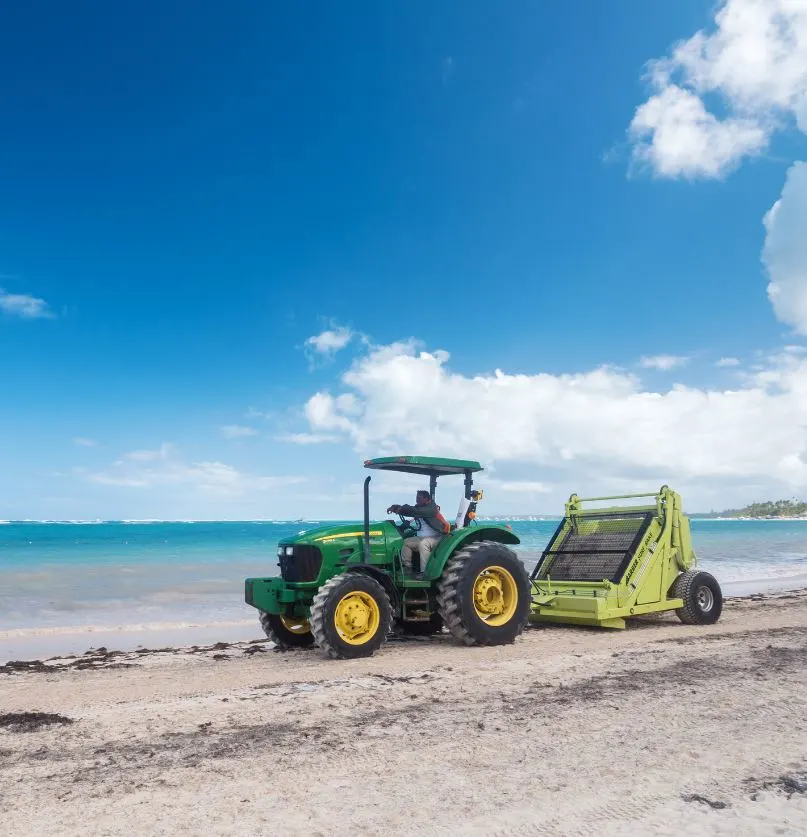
530 486 723 629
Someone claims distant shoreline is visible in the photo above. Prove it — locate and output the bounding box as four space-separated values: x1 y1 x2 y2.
691 515 807 521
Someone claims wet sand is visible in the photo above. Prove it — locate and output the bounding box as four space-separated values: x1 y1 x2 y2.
2 590 807 836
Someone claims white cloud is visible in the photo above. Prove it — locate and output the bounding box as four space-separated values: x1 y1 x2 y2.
640 354 689 370
627 1 807 337
630 84 768 178
295 341 807 505
716 357 741 367
123 444 173 462
305 325 354 359
220 424 258 439
763 161 807 333
304 391 361 433
72 437 98 448
0 289 54 319
276 432 340 445
628 0 807 178
84 443 305 498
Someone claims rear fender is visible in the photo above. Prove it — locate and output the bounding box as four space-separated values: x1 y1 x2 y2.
424 526 520 581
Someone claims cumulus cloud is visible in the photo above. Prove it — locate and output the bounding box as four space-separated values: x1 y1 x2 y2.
640 354 689 370
304 324 354 360
294 340 807 506
763 161 807 334
627 1 807 334
628 0 807 178
83 443 304 497
716 357 742 367
0 289 54 319
630 85 768 178
220 424 258 439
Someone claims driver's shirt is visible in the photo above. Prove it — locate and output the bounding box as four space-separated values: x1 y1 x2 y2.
416 517 442 539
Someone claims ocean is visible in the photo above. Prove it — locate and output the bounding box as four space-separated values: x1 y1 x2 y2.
2 518 807 660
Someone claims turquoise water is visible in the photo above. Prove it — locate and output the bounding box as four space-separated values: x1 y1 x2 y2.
2 519 807 635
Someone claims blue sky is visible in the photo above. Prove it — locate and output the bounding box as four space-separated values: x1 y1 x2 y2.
2 1 806 520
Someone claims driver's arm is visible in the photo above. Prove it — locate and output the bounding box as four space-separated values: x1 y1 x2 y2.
393 503 431 518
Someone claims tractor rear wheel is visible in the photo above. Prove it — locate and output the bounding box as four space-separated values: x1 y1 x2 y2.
259 612 315 649
310 573 393 659
671 570 723 625
436 541 530 646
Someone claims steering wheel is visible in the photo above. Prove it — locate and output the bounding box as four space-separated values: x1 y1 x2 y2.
386 512 414 536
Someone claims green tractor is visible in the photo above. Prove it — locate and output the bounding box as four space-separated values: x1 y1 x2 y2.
244 456 531 659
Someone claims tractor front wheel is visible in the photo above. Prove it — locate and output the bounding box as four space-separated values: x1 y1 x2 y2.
437 541 530 646
310 573 393 659
259 612 315 649
671 570 723 625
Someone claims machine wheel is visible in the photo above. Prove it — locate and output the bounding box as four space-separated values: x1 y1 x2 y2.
310 573 393 659
436 541 531 646
671 570 723 625
259 612 315 649
400 612 444 636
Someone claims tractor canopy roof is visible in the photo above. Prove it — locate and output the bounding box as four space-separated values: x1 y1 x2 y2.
363 455 483 477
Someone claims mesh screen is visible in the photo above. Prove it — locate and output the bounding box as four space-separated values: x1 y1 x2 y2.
535 511 654 582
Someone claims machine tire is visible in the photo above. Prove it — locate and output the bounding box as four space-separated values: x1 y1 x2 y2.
436 541 530 646
671 570 723 625
259 612 315 649
400 612 444 636
310 573 393 659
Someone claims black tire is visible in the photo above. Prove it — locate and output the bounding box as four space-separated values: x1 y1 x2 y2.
436 541 531 646
259 612 315 649
671 570 723 625
310 573 393 659
400 612 444 636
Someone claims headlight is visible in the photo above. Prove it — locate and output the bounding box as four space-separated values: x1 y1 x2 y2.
285 546 294 556
277 546 284 557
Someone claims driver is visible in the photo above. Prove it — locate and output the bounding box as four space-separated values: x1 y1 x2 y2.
387 490 449 577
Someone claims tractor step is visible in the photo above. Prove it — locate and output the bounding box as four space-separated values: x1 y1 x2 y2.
402 594 433 621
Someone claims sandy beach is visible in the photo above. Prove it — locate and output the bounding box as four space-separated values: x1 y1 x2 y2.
2 590 806 836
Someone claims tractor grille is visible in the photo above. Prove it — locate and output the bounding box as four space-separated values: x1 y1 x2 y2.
532 511 654 583
279 545 323 583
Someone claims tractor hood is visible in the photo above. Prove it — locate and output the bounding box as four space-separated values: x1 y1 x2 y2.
279 522 388 547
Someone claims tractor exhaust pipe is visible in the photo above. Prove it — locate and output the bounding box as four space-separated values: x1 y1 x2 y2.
363 475 371 564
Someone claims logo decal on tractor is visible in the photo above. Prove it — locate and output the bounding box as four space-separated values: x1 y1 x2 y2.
315 530 383 543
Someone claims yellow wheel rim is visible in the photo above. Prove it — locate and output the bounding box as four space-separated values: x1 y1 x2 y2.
472 565 519 627
279 615 311 635
334 591 381 645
